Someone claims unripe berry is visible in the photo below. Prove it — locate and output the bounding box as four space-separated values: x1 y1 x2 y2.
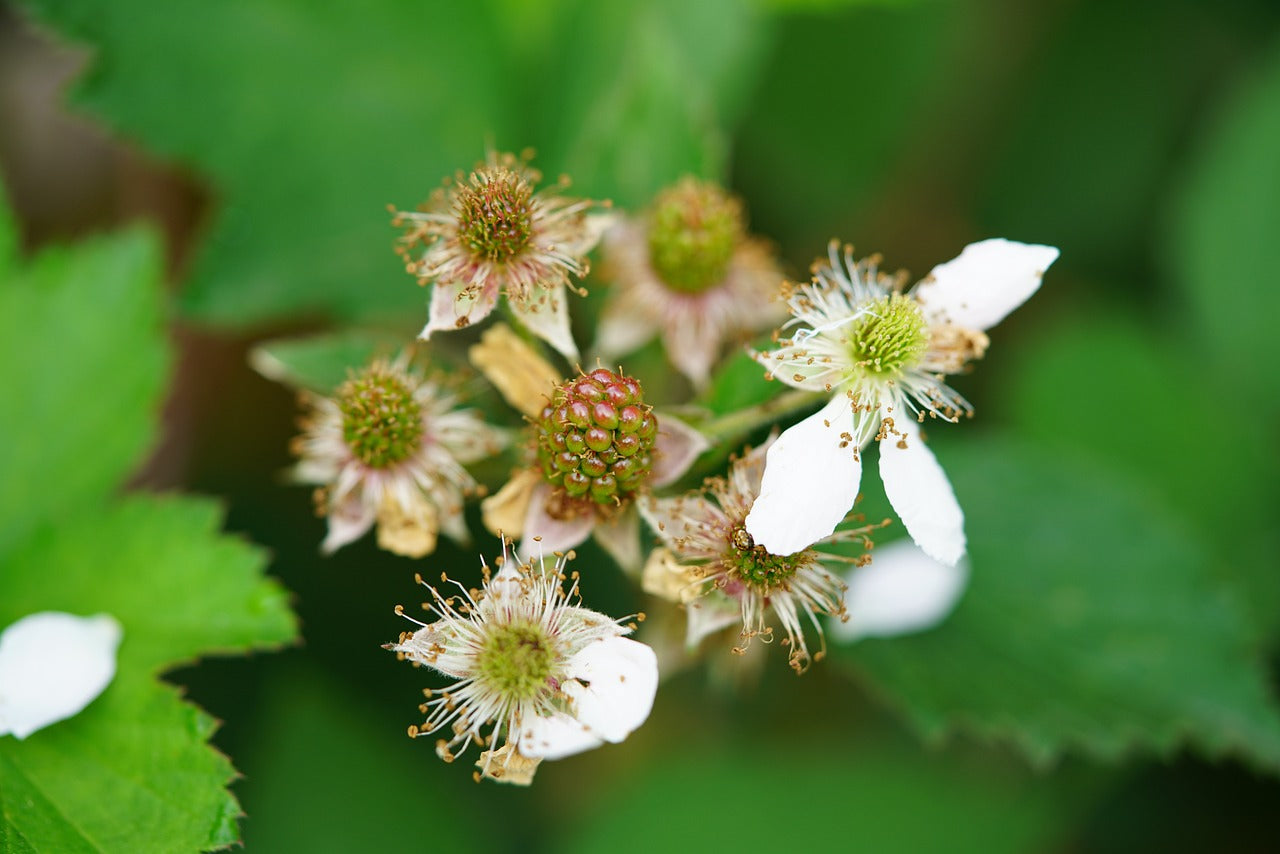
536 369 657 512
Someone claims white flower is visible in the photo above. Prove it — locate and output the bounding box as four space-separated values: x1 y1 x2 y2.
639 440 886 674
470 325 708 573
0 612 122 739
832 539 969 643
392 150 611 362
387 544 658 785
292 354 504 558
746 239 1059 564
595 177 785 388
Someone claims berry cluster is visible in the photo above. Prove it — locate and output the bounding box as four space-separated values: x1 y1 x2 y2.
535 369 658 513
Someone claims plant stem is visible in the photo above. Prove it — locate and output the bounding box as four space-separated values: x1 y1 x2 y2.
696 388 824 443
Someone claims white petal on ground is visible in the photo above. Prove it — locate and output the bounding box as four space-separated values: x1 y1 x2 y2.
650 413 710 488
321 492 376 554
561 636 658 743
518 482 595 558
833 539 969 642
744 395 861 556
915 239 1060 331
517 710 605 760
878 416 966 567
508 285 580 363
0 612 123 739
593 509 642 576
420 280 499 340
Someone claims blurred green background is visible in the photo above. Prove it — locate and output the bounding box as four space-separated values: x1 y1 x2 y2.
2 0 1279 850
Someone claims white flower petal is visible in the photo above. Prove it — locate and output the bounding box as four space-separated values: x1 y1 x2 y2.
593 508 642 576
915 238 1059 331
421 280 499 340
517 710 605 761
638 494 720 549
562 636 658 743
663 312 721 390
508 284 580 363
0 612 123 739
833 539 969 642
518 483 594 559
684 594 741 650
650 413 709 488
878 416 966 567
744 395 861 556
321 493 376 554
595 300 658 361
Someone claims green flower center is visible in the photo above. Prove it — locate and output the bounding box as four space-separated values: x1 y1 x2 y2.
535 368 657 512
457 169 534 262
850 293 928 375
476 621 556 701
728 527 800 589
338 368 424 469
646 178 742 294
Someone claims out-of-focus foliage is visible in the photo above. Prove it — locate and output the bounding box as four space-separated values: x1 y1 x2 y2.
999 312 1280 637
571 731 1096 854
0 210 164 553
841 439 1280 770
0 195 297 850
233 662 493 852
6 0 1280 849
19 0 763 328
1168 33 1280 409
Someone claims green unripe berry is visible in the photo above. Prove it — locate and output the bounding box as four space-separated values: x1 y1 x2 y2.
647 178 743 294
338 366 424 469
457 168 534 263
535 368 657 512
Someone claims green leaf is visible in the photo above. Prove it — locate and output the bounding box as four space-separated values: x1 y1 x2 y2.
0 496 297 674
535 0 767 207
696 350 776 417
0 193 297 848
0 223 166 552
0 496 296 851
20 0 509 328
1168 34 1280 407
0 678 240 852
995 309 1280 636
839 439 1280 771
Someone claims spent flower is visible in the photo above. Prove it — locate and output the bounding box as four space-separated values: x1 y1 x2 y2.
596 177 785 387
640 439 885 673
292 354 504 557
747 239 1059 564
392 150 611 361
387 543 658 785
